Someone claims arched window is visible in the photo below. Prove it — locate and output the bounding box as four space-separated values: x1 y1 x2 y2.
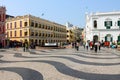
35 23 38 27
35 32 38 36
93 20 97 28
93 35 98 43
31 21 34 27
31 32 34 36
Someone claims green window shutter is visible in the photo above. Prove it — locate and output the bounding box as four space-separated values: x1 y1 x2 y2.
105 36 107 41
105 21 112 27
118 21 120 26
118 36 120 42
110 21 112 26
111 37 113 42
104 21 107 27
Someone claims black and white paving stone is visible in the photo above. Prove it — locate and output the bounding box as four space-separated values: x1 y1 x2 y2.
0 47 120 80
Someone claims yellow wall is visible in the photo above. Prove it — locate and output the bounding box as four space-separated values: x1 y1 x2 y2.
6 17 30 43
6 15 67 46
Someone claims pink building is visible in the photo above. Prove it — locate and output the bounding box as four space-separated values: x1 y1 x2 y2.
0 6 6 48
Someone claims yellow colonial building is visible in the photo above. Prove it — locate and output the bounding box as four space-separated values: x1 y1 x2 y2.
5 14 67 46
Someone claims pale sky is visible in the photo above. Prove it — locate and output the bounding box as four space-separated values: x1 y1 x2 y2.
1 0 120 28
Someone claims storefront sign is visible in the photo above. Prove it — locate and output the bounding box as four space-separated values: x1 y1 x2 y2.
45 43 58 47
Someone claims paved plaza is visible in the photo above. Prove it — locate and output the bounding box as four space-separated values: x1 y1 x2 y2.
0 46 120 80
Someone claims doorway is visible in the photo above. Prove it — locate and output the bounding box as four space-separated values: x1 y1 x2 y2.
93 35 98 43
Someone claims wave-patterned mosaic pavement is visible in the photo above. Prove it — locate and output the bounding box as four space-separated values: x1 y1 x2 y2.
0 47 120 80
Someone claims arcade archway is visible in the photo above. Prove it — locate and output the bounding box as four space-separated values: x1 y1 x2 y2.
93 35 98 43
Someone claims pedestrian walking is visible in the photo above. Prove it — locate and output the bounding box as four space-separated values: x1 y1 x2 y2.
74 42 77 49
72 42 74 48
85 42 89 50
89 41 93 50
98 42 101 51
94 42 98 52
76 42 79 51
23 43 26 52
25 42 29 51
83 42 85 49
14 43 17 51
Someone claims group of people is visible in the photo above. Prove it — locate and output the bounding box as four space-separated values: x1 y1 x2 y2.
83 41 101 52
71 41 101 52
72 42 80 51
23 42 36 52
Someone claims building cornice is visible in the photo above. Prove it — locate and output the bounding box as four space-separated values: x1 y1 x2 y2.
6 14 66 28
92 29 120 31
90 11 120 17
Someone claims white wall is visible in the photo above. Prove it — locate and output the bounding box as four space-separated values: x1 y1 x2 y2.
85 11 120 42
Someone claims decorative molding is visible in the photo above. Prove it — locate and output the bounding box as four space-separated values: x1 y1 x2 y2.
92 29 120 31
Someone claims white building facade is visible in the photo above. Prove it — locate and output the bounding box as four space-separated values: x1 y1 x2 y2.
85 11 120 43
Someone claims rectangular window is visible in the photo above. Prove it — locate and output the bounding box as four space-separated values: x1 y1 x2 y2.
0 15 1 21
39 33 41 36
39 24 41 28
48 26 50 29
10 31 12 37
14 22 16 28
7 23 9 29
7 32 9 37
35 23 38 27
20 30 22 37
3 14 5 21
24 32 27 36
24 22 27 26
45 25 47 29
118 21 120 26
0 27 1 32
51 27 53 30
105 21 112 27
20 21 22 27
15 31 16 37
10 23 12 29
117 21 120 29
42 25 44 29
31 32 34 36
118 36 120 42
104 21 112 29
31 21 34 27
